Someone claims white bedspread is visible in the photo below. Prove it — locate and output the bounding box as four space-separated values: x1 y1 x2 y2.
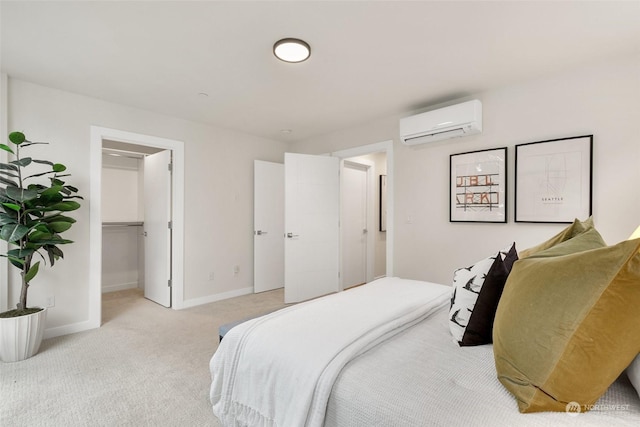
209 277 450 427
325 304 640 427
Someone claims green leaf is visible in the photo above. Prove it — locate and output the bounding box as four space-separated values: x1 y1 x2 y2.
4 255 25 269
31 159 54 167
40 186 63 197
0 223 30 242
0 176 18 187
0 163 19 171
53 163 67 172
47 222 72 233
0 144 15 154
8 132 25 145
29 238 73 246
64 185 79 193
26 230 52 242
24 261 40 283
0 170 19 178
43 214 76 224
10 157 32 167
49 201 81 211
7 248 35 259
25 170 57 180
20 142 47 148
0 214 17 226
2 203 20 212
45 245 64 265
6 186 38 202
34 224 50 233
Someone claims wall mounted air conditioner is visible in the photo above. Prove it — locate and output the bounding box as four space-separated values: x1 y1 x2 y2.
400 99 482 145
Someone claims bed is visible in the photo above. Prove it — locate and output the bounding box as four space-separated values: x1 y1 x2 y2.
210 219 640 426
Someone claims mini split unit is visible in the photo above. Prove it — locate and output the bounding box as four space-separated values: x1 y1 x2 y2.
400 99 482 145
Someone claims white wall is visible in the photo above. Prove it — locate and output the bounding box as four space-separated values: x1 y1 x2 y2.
295 54 640 286
7 78 288 333
101 154 142 222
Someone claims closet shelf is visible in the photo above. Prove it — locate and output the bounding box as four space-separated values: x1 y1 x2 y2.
102 221 144 227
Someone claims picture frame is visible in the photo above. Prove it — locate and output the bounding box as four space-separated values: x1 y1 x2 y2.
450 147 507 223
515 135 592 223
379 174 387 232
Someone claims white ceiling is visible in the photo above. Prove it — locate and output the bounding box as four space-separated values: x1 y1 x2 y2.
2 1 639 143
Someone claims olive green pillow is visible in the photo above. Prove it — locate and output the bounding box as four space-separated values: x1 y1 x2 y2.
493 231 640 413
518 216 594 258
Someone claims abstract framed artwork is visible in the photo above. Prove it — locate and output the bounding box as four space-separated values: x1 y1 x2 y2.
515 135 592 223
379 174 387 232
450 147 507 223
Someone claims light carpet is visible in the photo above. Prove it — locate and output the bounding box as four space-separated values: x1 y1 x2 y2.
0 288 287 426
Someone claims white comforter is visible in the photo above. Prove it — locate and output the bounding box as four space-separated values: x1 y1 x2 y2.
209 277 450 427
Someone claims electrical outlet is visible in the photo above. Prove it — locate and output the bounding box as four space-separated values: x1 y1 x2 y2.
46 296 55 308
208 272 215 281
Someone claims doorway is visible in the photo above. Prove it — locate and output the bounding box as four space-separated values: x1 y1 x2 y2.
101 142 172 308
255 140 393 303
333 140 393 282
341 160 371 289
89 126 185 329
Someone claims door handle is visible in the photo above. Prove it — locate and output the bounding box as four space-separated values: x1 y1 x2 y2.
255 230 268 236
362 229 368 234
286 232 300 238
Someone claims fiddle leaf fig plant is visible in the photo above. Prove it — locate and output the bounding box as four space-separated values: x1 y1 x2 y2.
0 131 82 318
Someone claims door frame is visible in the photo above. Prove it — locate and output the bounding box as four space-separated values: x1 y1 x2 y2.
340 159 375 290
89 126 185 329
331 140 394 278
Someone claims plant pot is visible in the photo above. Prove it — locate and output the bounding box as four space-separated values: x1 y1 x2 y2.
0 307 47 362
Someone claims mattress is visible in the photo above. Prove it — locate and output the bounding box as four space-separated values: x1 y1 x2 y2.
324 305 640 427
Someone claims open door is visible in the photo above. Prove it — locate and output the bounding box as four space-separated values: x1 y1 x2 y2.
143 150 172 307
254 160 284 293
284 153 340 303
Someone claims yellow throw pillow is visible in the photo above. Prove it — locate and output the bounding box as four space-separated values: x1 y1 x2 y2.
493 231 640 413
518 216 594 258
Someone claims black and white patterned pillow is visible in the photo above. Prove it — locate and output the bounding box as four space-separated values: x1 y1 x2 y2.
449 243 517 346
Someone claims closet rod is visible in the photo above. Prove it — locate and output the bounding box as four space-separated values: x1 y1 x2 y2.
102 221 144 227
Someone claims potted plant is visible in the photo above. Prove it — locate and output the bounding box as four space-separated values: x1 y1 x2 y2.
0 131 81 362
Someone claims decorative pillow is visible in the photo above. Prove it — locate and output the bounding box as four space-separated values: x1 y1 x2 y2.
518 216 593 258
627 354 640 400
493 230 640 413
625 226 640 398
449 243 517 346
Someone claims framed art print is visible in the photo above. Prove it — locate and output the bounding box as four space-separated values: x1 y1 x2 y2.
379 174 387 232
450 147 507 223
515 135 592 223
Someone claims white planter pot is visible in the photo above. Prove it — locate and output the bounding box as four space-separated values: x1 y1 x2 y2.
0 307 47 363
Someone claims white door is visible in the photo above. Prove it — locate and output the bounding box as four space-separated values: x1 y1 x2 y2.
254 160 284 293
143 150 172 307
284 153 340 303
341 161 368 289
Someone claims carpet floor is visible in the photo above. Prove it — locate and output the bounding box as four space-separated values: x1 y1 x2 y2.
0 287 287 426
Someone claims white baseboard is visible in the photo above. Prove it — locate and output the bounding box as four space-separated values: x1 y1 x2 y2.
101 282 138 293
42 286 254 338
44 319 96 339
179 286 253 309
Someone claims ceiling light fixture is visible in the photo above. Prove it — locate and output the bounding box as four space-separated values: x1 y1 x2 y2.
273 38 311 63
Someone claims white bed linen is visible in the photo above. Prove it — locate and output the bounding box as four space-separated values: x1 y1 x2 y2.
324 304 640 427
210 277 450 427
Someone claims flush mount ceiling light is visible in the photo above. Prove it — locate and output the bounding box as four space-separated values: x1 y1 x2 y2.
273 38 310 63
